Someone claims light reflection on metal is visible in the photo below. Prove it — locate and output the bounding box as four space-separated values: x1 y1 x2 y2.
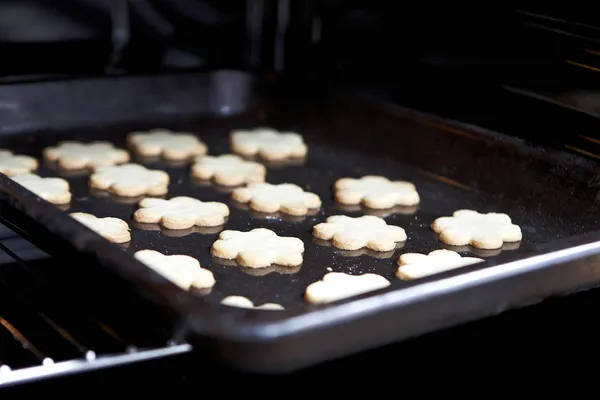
0 343 191 388
578 135 600 145
521 22 599 43
0 317 46 361
566 60 600 72
565 145 600 159
516 9 600 31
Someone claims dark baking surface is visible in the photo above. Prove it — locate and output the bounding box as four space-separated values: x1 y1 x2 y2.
3 83 600 372
1 110 596 311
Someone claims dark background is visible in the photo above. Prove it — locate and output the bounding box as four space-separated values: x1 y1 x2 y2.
1 1 600 90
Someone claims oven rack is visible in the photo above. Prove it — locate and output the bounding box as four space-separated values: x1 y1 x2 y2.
0 223 191 388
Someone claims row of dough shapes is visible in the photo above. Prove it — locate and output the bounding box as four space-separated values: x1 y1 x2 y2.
302 211 524 304
126 128 307 180
298 210 525 306
56 126 307 171
130 126 309 164
42 129 207 171
11 163 176 205
163 246 491 311
253 243 513 309
220 271 391 310
2 164 167 208
189 126 310 187
2 126 306 175
306 237 520 307
207 210 521 276
6 172 521 255
68 204 522 254
66 210 520 310
192 171 420 219
221 247 490 309
196 173 421 221
302 247 489 306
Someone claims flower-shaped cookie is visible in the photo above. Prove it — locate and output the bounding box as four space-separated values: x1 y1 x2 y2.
431 209 522 249
0 150 38 176
312 215 407 251
191 154 266 186
304 272 390 304
70 212 131 243
134 249 215 290
89 163 170 197
127 129 208 160
396 249 484 280
211 228 304 268
11 173 71 205
133 196 230 229
43 141 129 170
334 175 420 209
231 182 321 216
230 127 308 161
221 296 284 310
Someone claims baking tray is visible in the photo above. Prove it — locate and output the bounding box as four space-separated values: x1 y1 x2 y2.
3 71 600 374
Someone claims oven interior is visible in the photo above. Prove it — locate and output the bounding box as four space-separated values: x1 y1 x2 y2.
3 1 600 387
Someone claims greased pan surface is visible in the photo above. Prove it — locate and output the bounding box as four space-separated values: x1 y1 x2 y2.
2 74 600 373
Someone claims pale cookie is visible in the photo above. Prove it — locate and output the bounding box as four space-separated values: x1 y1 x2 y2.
221 296 284 310
133 196 229 229
11 173 71 205
191 154 266 186
134 249 215 290
0 150 38 176
305 272 390 305
334 175 420 209
127 129 208 160
396 249 484 280
43 141 129 170
70 212 131 243
431 209 522 250
89 163 169 197
231 182 321 216
312 215 407 251
230 127 308 161
211 228 304 268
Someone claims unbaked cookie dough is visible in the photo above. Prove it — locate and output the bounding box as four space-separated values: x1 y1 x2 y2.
43 141 129 170
127 129 208 160
89 163 170 197
133 196 230 229
230 127 307 161
134 249 215 290
396 249 484 280
305 272 390 304
312 215 407 251
211 228 304 268
11 173 71 205
231 182 321 216
191 154 266 186
70 212 131 243
334 175 420 209
431 209 522 250
0 150 38 176
221 296 284 310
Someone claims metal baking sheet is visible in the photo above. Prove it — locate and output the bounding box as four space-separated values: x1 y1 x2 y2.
3 73 600 374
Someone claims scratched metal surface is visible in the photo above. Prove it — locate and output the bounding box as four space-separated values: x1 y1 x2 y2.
2 90 600 313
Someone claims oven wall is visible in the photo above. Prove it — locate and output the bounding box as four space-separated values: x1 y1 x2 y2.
2 2 599 91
